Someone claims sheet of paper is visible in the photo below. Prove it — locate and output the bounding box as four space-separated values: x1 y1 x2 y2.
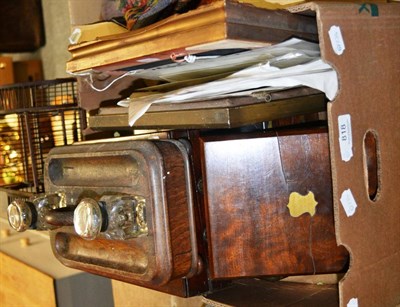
124 58 337 126
116 38 338 126
132 38 320 81
163 59 336 101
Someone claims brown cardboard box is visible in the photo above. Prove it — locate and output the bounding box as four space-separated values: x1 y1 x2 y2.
203 2 400 306
319 3 400 305
65 1 399 305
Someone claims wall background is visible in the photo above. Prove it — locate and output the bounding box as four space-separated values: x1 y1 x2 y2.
40 0 72 79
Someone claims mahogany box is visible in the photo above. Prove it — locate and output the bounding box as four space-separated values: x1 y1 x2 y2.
199 128 349 279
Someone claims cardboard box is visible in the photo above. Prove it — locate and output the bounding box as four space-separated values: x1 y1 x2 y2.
65 1 400 305
319 3 400 305
203 2 400 306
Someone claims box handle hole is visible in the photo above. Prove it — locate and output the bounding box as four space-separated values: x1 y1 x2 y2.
363 130 380 201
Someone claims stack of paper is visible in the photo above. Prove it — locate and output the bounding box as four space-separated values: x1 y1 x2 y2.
116 38 338 126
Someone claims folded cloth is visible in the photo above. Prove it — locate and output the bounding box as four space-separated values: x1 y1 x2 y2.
120 0 172 29
101 0 199 30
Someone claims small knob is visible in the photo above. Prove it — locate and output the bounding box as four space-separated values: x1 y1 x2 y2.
7 200 36 232
73 198 104 240
20 237 31 247
1 229 10 238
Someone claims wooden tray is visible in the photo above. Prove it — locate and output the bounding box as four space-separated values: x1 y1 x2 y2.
89 89 326 130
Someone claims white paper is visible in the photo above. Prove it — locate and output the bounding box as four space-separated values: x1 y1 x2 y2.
340 189 358 217
116 38 339 126
347 298 358 307
124 59 338 126
162 59 337 101
329 25 346 56
132 38 320 81
126 93 164 125
338 114 353 162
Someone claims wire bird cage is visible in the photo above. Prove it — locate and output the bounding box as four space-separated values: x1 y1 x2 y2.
0 78 86 199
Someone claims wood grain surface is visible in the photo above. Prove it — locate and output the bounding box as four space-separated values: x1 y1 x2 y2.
200 128 348 278
47 140 204 296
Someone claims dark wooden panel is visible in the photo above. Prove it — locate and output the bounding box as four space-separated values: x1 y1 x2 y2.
200 128 348 279
46 140 205 297
89 93 326 130
153 141 199 280
0 0 45 52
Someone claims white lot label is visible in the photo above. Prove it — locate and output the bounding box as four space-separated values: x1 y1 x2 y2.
69 28 82 44
329 25 345 55
347 298 359 307
338 114 353 162
340 189 358 217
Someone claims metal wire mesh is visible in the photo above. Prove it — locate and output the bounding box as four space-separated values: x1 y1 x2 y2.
0 78 78 111
0 78 85 194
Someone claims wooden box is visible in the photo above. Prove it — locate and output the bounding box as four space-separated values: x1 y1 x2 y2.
199 127 349 279
45 139 205 296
